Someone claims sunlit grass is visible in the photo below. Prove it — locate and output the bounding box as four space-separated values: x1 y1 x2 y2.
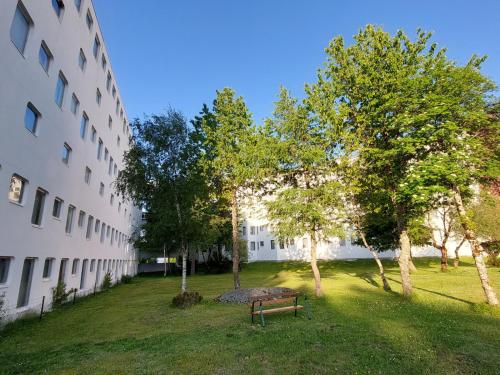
0 258 499 374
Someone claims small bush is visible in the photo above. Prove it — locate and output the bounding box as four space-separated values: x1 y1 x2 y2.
101 272 112 291
121 274 133 284
52 282 75 307
172 291 203 309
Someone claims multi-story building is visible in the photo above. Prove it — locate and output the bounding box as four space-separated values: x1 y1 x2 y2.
0 0 141 320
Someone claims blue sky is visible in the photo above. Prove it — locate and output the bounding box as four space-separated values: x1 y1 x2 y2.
94 0 500 124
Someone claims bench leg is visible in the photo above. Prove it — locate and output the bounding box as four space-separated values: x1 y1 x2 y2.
259 303 265 327
294 296 298 317
251 301 255 323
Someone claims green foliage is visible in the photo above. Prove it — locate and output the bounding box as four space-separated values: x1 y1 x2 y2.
101 273 112 291
172 291 203 309
470 190 500 242
0 295 5 322
52 282 75 307
121 275 133 284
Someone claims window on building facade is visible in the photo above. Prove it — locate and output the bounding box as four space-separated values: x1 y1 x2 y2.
71 93 79 115
0 257 11 284
100 222 106 242
86 215 94 239
270 240 275 250
250 226 256 235
112 86 116 98
91 126 97 142
97 138 103 159
10 2 32 54
55 72 67 108
52 0 65 18
62 143 71 164
65 205 75 233
72 259 79 275
117 135 120 147
90 259 95 272
260 225 267 232
93 35 100 59
109 157 113 175
104 148 109 160
116 99 120 115
9 174 27 204
99 182 104 196
106 72 112 91
250 242 256 251
279 241 285 249
86 9 93 30
95 219 100 233
113 163 117 176
78 210 86 227
80 112 88 139
110 194 114 205
24 103 40 134
74 0 82 12
96 88 101 105
339 238 346 246
108 116 112 129
78 49 86 71
39 41 52 72
31 188 47 226
43 258 54 278
259 241 265 248
101 54 107 70
84 167 91 184
52 197 63 218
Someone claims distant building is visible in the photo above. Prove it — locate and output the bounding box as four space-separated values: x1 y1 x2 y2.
0 0 141 320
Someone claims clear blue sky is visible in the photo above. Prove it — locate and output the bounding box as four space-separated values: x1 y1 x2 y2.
93 0 500 124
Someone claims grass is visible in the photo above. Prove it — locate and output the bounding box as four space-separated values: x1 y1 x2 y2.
1 258 499 375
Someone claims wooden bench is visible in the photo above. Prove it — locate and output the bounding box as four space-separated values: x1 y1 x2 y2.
249 294 311 327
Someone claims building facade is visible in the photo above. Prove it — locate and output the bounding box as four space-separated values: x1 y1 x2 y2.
0 0 141 320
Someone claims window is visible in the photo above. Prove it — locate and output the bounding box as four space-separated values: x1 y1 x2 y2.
100 222 106 242
24 103 40 134
86 215 94 239
65 205 75 233
270 240 275 250
112 86 116 98
0 257 11 284
71 94 79 115
9 174 27 204
120 109 124 119
259 241 265 248
10 3 32 54
55 72 67 108
111 228 114 245
250 242 256 251
62 143 71 164
106 72 112 91
116 99 120 115
104 148 109 160
38 41 52 72
118 202 121 212
52 0 64 18
110 194 114 205
84 167 91 184
74 0 82 12
260 225 267 232
117 136 120 147
289 239 295 246
109 157 113 175
43 258 54 278
78 49 86 71
250 226 256 235
106 225 110 237
108 116 112 129
302 238 308 248
78 210 86 227
93 35 100 59
96 88 101 105
91 126 97 142
95 219 100 233
72 259 79 275
114 163 117 176
339 238 346 247
97 138 103 159
101 54 107 70
90 259 95 272
52 197 63 218
279 241 285 249
86 9 93 30
80 112 88 139
31 188 47 226
99 182 104 196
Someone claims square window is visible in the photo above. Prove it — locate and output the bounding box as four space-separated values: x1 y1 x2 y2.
10 3 32 54
55 72 67 108
24 102 40 134
39 41 52 72
84 167 91 184
0 257 11 284
9 174 27 204
65 205 75 233
70 94 79 115
62 143 71 164
78 49 86 71
31 188 47 226
86 10 93 30
259 241 265 247
43 258 54 278
52 197 63 218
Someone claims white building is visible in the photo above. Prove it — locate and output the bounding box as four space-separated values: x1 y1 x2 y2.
0 0 141 320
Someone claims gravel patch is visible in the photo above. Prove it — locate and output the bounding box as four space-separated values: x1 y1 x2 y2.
216 287 298 304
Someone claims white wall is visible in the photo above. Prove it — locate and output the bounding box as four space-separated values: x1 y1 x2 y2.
0 0 141 321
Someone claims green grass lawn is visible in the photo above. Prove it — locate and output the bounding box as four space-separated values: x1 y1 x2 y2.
1 258 499 375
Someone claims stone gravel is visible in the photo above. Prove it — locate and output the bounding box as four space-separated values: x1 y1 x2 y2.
216 287 298 304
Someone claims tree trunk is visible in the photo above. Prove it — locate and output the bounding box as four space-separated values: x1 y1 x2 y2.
398 227 413 297
181 246 187 293
359 229 391 291
454 238 466 268
190 252 196 275
231 189 241 289
440 245 448 272
310 233 323 297
453 187 498 305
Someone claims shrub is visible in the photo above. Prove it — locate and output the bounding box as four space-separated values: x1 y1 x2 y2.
101 272 112 291
172 291 203 308
52 281 75 307
0 295 5 322
121 274 133 284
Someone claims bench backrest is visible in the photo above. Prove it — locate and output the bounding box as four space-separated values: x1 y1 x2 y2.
251 297 296 307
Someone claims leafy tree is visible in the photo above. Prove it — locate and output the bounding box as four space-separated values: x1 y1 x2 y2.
198 88 256 289
264 88 344 297
308 25 499 304
116 109 205 293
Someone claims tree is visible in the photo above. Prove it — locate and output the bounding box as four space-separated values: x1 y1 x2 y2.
198 88 256 289
116 109 205 293
308 25 499 304
263 88 344 297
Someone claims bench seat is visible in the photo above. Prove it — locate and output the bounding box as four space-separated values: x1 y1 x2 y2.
251 305 304 315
